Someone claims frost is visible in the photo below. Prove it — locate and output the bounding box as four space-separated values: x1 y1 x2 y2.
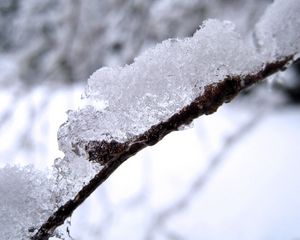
0 166 55 240
58 19 263 155
255 0 300 60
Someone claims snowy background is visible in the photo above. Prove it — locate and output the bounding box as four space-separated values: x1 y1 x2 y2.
1 0 300 239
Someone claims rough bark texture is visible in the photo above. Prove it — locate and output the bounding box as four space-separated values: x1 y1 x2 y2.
32 55 295 240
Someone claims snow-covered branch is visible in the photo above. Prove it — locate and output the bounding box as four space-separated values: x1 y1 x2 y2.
30 0 300 239
0 0 299 239
33 56 295 240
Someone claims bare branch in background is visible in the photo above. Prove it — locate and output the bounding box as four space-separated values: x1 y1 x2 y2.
145 112 263 240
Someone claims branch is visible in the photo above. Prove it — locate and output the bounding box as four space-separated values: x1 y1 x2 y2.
32 55 296 240
31 1 300 238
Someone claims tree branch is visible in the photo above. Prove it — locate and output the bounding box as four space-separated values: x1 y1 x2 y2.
32 55 297 240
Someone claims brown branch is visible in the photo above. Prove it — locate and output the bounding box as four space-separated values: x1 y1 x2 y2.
32 55 296 239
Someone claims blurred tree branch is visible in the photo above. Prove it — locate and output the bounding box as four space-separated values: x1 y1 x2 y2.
145 112 263 240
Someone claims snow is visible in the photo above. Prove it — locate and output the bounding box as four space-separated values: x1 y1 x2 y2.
0 85 102 239
0 159 100 239
255 0 300 60
58 19 263 159
0 166 55 240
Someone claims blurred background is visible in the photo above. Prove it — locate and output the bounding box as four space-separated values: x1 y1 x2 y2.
1 0 300 239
